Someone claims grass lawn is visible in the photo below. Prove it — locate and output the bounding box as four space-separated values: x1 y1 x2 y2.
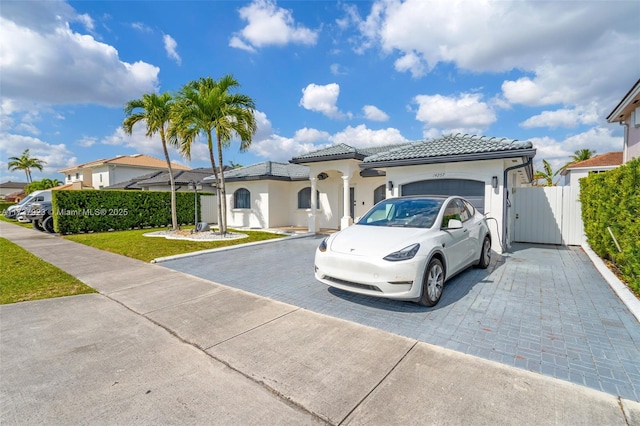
0 215 33 228
63 227 286 262
0 238 96 304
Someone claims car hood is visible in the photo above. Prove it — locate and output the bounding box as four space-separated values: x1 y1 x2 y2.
328 224 433 257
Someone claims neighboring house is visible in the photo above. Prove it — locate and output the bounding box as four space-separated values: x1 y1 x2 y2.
51 181 96 191
561 152 623 186
103 171 164 190
607 78 640 163
4 190 26 203
0 181 27 198
204 134 536 252
59 154 190 189
136 168 217 193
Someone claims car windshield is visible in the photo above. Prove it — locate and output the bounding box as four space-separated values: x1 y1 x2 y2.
358 198 444 228
17 195 33 206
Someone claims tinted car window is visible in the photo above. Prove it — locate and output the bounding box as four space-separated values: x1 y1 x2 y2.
359 198 444 229
441 200 462 228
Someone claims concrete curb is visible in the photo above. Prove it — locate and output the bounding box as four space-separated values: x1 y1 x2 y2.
582 242 640 323
151 232 316 264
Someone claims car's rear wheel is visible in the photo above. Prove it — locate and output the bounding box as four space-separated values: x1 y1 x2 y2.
418 258 444 307
42 216 55 234
477 236 491 269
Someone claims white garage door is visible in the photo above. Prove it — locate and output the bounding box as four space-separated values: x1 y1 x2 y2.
401 179 485 213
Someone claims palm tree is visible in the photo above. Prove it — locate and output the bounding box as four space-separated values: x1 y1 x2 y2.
7 149 46 183
24 178 62 194
171 75 257 235
561 148 597 172
533 159 560 186
123 92 180 230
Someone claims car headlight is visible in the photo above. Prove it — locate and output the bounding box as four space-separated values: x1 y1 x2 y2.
318 237 328 252
383 243 420 261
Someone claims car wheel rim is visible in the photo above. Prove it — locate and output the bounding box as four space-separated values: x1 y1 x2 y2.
483 240 491 264
427 264 443 300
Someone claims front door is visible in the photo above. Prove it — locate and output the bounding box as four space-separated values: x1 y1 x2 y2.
350 187 355 220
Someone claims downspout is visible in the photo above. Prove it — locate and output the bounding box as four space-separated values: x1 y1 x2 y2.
620 121 629 163
502 157 533 251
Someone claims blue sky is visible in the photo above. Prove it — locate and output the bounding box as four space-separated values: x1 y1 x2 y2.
1 0 639 183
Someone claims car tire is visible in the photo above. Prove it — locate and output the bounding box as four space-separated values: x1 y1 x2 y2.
32 220 44 232
418 258 444 307
42 216 55 234
477 236 491 269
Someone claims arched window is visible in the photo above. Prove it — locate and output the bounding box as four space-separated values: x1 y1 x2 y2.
374 184 386 205
234 188 251 209
298 187 320 209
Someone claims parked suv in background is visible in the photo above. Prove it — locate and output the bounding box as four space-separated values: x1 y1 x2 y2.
11 190 52 222
26 200 54 233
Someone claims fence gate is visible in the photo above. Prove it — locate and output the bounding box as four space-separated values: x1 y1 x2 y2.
513 186 584 245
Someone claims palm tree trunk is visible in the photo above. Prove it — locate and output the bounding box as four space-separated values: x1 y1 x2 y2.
216 132 227 235
207 132 223 235
160 128 179 230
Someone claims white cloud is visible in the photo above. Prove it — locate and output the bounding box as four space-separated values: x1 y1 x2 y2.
356 0 639 117
131 22 152 33
0 2 159 109
362 105 389 122
0 133 78 179
530 127 623 170
394 51 425 78
413 93 496 133
248 111 407 162
77 136 97 147
163 34 181 65
329 125 407 147
330 63 347 76
230 0 318 51
520 106 599 129
300 83 347 119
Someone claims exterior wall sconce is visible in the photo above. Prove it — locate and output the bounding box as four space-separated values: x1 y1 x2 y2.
491 176 498 189
387 181 394 191
317 172 328 180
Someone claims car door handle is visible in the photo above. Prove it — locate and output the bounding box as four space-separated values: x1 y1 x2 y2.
463 229 468 233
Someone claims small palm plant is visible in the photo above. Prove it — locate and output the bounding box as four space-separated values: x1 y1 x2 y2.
533 159 560 186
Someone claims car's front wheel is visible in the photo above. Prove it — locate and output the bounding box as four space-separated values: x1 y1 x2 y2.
32 220 44 232
418 258 444 307
477 236 491 269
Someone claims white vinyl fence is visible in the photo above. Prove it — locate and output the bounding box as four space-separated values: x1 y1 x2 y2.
512 186 585 246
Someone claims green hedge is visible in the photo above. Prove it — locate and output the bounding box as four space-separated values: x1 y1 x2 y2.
580 158 639 292
52 190 199 234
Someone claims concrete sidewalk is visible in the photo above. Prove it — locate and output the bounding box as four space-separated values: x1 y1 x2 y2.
1 221 639 425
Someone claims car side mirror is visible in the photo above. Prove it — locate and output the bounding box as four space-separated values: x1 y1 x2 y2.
446 219 463 229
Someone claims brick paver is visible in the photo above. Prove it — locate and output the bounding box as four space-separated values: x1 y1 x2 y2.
161 237 640 401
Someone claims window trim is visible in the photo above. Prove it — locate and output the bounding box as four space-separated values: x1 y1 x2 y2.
233 188 251 209
297 187 320 210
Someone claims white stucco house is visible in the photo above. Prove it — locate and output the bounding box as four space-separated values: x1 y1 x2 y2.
607 78 640 164
59 154 190 190
560 152 623 186
205 134 536 253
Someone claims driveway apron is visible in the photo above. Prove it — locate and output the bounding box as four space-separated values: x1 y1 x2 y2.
160 236 640 401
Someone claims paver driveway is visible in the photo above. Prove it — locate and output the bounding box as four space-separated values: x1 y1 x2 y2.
160 236 640 401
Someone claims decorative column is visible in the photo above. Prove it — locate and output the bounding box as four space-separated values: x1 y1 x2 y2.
308 177 319 233
340 175 352 230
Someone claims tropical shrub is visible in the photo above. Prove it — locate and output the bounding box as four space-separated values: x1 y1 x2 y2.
52 190 199 234
580 158 639 292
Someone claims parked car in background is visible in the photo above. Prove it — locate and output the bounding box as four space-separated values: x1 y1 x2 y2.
26 200 54 233
8 190 51 222
314 196 491 307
